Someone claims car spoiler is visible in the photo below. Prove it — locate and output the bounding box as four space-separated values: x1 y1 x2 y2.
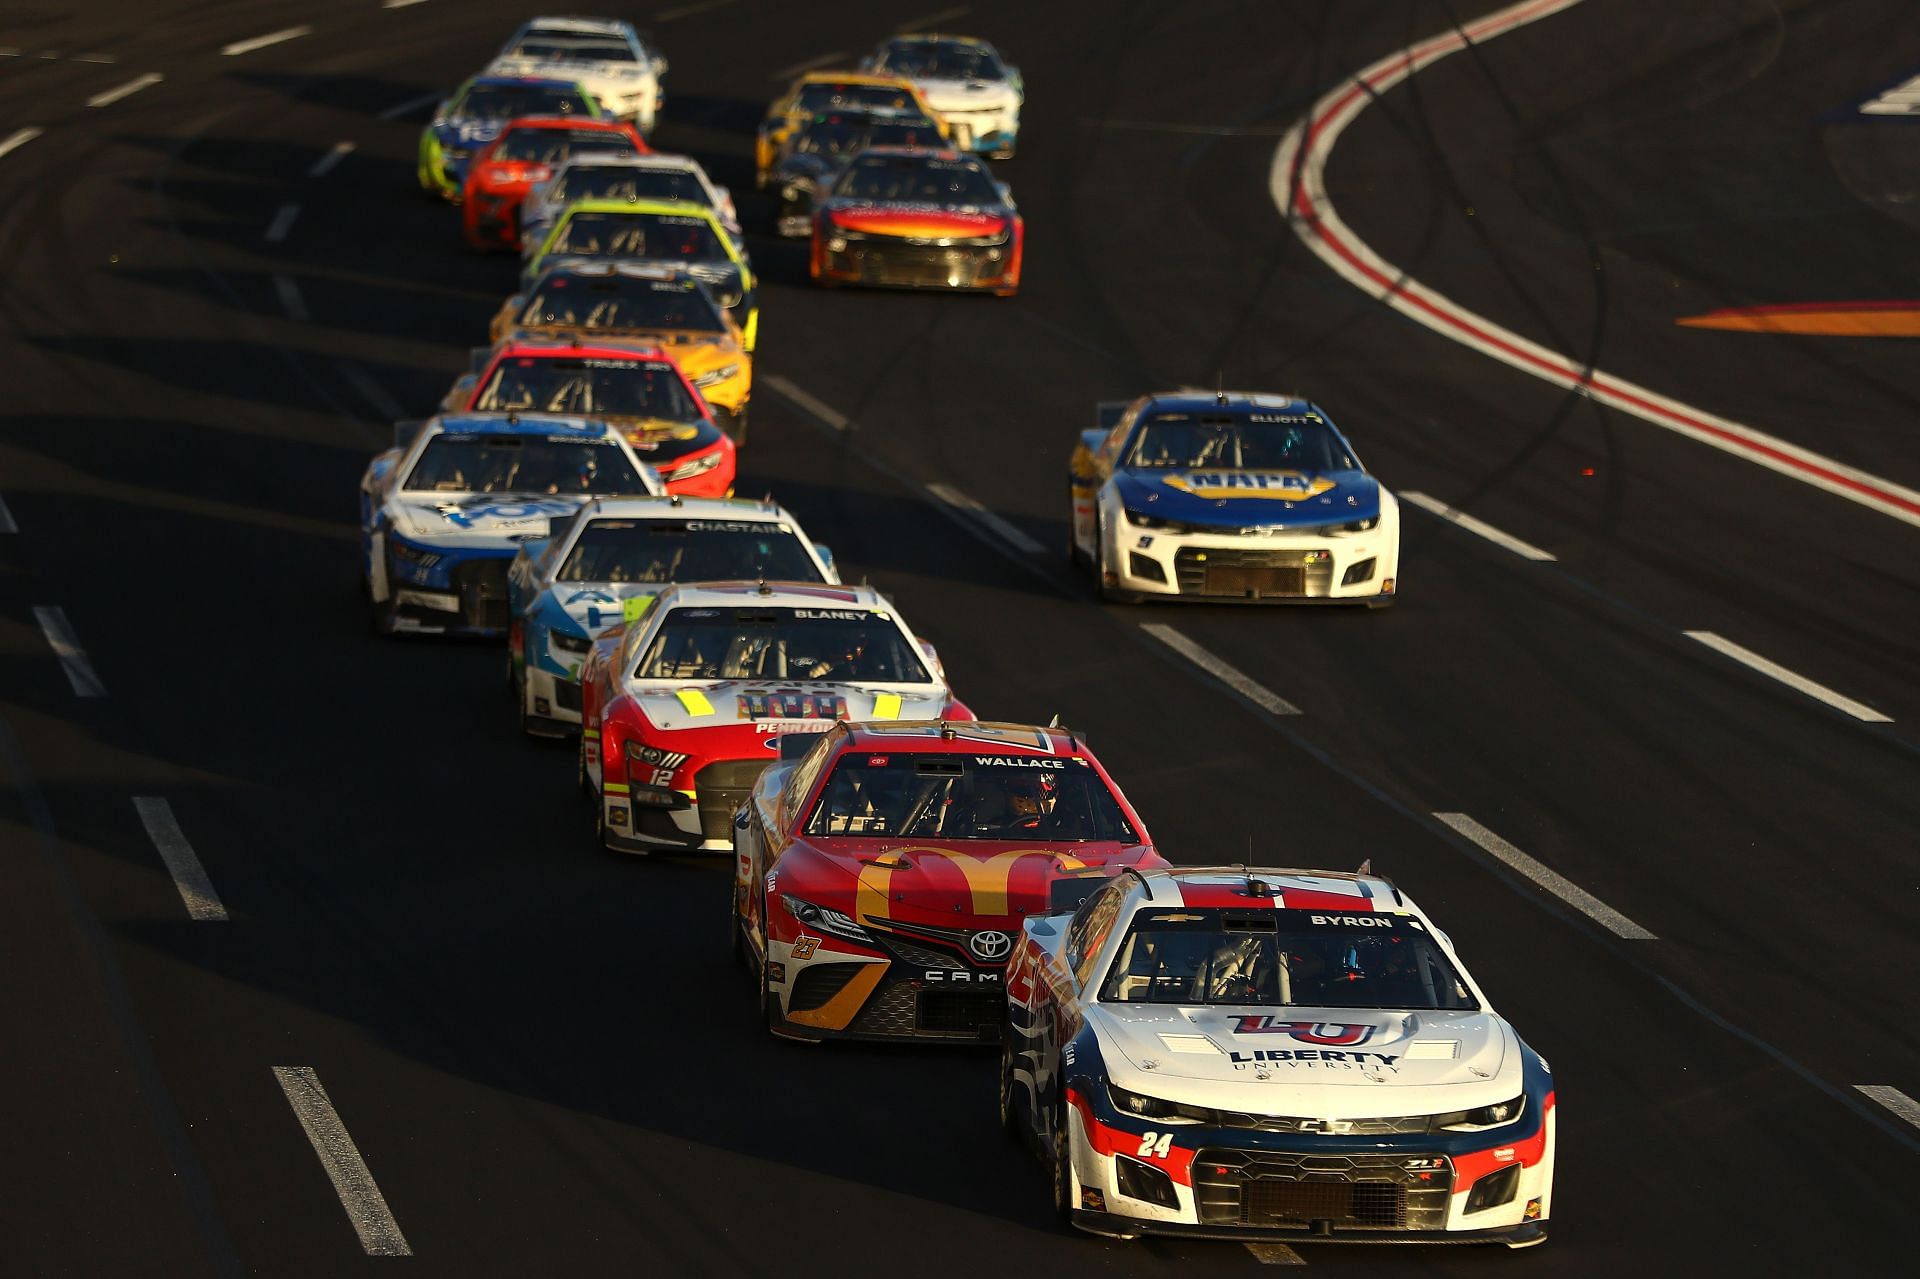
1095 400 1130 432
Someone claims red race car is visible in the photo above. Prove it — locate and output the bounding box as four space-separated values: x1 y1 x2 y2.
444 338 735 497
461 115 647 250
731 720 1165 1043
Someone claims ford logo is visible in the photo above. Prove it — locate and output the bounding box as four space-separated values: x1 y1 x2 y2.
967 930 1013 962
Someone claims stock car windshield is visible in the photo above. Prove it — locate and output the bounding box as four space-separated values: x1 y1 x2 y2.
878 41 1005 81
515 274 727 332
835 154 999 204
474 357 703 420
793 118 942 158
557 519 822 583
458 85 592 120
636 607 931 683
403 435 651 494
548 211 728 263
805 754 1137 841
1125 413 1357 471
548 164 709 207
1101 908 1479 1010
794 82 921 114
493 129 634 164
509 37 636 62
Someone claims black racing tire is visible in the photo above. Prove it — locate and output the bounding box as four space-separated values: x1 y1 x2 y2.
1050 1100 1076 1223
1094 522 1133 604
576 729 593 800
997 1032 1023 1141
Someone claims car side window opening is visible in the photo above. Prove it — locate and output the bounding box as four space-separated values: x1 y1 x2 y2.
779 732 838 831
1069 884 1125 989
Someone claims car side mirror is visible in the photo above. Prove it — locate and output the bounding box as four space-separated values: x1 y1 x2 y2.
393 420 427 451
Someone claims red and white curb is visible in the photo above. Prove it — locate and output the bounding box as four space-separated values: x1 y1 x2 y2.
1271 0 1920 530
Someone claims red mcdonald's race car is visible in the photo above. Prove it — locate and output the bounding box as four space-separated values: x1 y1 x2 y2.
731 720 1164 1043
461 114 647 250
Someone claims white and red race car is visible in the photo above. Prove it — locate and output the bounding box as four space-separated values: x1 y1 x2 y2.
1002 866 1555 1248
578 581 970 852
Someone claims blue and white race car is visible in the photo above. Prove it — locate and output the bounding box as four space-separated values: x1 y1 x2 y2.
416 73 603 199
360 412 662 637
504 495 838 736
1068 391 1400 605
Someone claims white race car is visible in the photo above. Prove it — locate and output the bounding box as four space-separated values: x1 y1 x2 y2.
359 412 663 637
1069 391 1401 605
490 16 667 134
1003 866 1555 1248
862 34 1022 158
518 152 738 261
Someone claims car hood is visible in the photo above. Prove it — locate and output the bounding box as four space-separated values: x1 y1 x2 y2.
492 57 654 90
628 681 949 734
388 494 588 546
1090 1005 1519 1114
820 200 1010 241
1114 467 1381 530
913 78 1019 110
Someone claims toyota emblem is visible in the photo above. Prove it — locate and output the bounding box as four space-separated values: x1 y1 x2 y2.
968 930 1013 961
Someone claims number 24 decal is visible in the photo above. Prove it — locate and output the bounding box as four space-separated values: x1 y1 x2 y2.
1135 1132 1174 1159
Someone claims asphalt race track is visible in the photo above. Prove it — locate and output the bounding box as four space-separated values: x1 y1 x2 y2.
2 1 1916 1273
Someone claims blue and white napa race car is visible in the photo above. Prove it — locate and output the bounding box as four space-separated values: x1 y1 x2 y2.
360 412 663 637
416 73 603 199
490 16 667 134
504 495 839 736
1002 866 1556 1248
1068 391 1400 605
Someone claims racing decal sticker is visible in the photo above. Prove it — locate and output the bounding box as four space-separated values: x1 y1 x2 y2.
852 847 1087 924
827 206 1007 239
791 935 820 960
1161 470 1337 500
675 689 716 716
1231 1017 1376 1045
739 692 849 720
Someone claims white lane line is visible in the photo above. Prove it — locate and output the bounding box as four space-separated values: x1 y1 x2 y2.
926 483 1044 554
382 0 431 8
762 374 849 430
72 52 119 63
377 90 442 121
265 202 300 243
1435 812 1656 940
272 1067 412 1256
1141 624 1301 716
274 275 309 322
1683 631 1893 723
339 363 405 420
132 799 228 922
1272 0 1920 530
0 127 44 160
33 606 107 698
897 5 971 32
85 71 163 108
655 0 735 19
0 494 15 533
1856 1085 1920 1129
1245 1242 1307 1265
0 49 18 57
1400 490 1557 562
308 140 355 178
220 26 312 57
769 51 849 81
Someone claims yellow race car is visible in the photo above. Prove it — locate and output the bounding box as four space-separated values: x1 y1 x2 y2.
756 71 945 188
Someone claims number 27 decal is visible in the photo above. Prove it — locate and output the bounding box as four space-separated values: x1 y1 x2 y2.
1135 1131 1173 1159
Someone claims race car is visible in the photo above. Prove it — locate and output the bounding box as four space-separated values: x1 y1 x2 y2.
770 110 946 237
578 582 968 854
1001 866 1555 1248
360 412 663 637
732 721 1164 1043
519 152 738 254
1069 392 1400 605
489 262 753 442
417 74 600 200
490 16 666 134
459 115 646 250
445 339 733 496
506 496 837 736
810 146 1022 295
756 70 945 187
862 35 1022 158
524 198 758 350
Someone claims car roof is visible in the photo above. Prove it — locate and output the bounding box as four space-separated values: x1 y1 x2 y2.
431 411 612 438
560 197 722 220
1119 866 1407 912
566 495 796 523
489 337 672 363
652 581 882 610
837 721 1085 755
519 16 633 36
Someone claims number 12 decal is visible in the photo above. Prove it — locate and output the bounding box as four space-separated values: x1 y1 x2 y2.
1135 1132 1173 1159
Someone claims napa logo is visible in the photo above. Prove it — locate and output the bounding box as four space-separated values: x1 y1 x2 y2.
1162 470 1337 500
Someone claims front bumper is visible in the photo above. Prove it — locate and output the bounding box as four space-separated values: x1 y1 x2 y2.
814 236 1018 292
463 187 527 249
384 545 515 635
937 110 1019 155
1106 523 1397 603
600 753 768 853
765 922 1009 1043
